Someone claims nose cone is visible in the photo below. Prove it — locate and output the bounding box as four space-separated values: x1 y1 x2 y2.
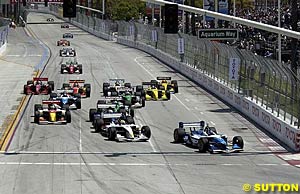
49 112 56 122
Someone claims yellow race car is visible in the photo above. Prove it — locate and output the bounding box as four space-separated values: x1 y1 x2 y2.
142 82 171 101
153 77 178 93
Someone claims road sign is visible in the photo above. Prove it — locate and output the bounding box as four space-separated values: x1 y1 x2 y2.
178 38 184 54
229 58 240 80
151 30 157 42
198 29 238 40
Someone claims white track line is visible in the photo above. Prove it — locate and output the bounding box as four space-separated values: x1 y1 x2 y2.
79 118 82 152
0 162 291 167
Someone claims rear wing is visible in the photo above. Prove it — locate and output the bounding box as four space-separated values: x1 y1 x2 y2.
69 80 85 83
33 77 48 81
42 100 60 105
157 77 171 80
57 89 73 94
179 122 204 129
142 82 156 86
109 79 125 83
103 113 122 119
101 96 123 101
97 104 117 109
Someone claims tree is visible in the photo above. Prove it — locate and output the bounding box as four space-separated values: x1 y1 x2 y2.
105 0 145 21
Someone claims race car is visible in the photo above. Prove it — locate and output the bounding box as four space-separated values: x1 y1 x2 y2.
63 33 73 38
99 119 151 142
119 90 146 108
60 48 76 57
89 99 134 124
47 18 54 22
61 24 69 28
61 80 91 98
61 60 82 74
142 82 171 101
102 79 132 96
173 121 244 153
34 100 71 125
57 39 70 46
50 89 81 109
24 77 54 95
154 77 178 93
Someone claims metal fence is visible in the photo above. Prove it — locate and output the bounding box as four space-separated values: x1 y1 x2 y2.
37 4 300 128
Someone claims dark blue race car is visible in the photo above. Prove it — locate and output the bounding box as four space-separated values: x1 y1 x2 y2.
173 121 244 153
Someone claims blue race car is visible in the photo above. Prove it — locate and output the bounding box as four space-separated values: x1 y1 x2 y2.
50 89 81 110
173 121 244 153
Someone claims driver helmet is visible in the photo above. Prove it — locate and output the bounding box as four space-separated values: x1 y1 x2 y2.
37 80 42 85
200 120 206 129
108 107 114 113
151 85 156 89
74 82 79 87
162 80 167 83
49 104 56 110
120 119 126 125
62 91 68 97
125 91 130 95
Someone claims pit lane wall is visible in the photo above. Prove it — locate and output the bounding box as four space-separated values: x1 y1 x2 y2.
117 37 300 152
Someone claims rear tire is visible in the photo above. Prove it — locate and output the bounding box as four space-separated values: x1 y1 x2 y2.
166 90 171 100
34 111 40 123
89 108 97 122
174 128 185 143
126 116 135 124
136 85 143 92
76 98 81 109
66 111 71 123
141 126 151 139
95 118 104 132
124 83 131 88
108 127 117 140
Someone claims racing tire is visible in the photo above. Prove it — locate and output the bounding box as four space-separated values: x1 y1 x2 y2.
66 111 71 123
136 85 143 92
126 116 135 124
232 136 244 149
174 128 185 143
57 41 59 46
166 90 171 100
108 127 117 140
78 65 83 74
171 80 178 85
89 108 97 122
76 99 81 109
86 87 91 97
24 85 27 94
63 83 70 88
48 81 54 91
62 104 70 111
94 118 104 132
103 82 110 88
141 97 146 107
34 104 43 112
103 87 109 96
141 126 151 139
27 80 33 85
124 83 131 88
129 108 134 117
198 138 209 153
50 93 57 99
34 111 40 123
84 84 91 89
174 84 179 93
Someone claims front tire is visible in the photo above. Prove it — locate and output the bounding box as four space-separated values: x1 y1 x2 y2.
173 128 185 143
141 126 151 139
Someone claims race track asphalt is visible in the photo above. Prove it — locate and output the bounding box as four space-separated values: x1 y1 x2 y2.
0 12 299 194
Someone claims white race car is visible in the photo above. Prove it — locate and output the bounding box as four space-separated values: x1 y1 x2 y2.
60 48 76 57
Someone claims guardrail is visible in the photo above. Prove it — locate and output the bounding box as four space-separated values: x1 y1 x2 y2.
0 19 10 55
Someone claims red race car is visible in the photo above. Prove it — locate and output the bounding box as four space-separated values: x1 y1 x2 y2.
57 39 70 46
24 77 54 95
61 61 82 74
62 80 91 98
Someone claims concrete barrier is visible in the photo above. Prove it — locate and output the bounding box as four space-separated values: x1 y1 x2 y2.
117 37 300 152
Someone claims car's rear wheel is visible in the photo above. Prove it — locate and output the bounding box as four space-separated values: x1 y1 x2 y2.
89 108 97 122
108 127 117 140
174 128 185 143
76 99 81 109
